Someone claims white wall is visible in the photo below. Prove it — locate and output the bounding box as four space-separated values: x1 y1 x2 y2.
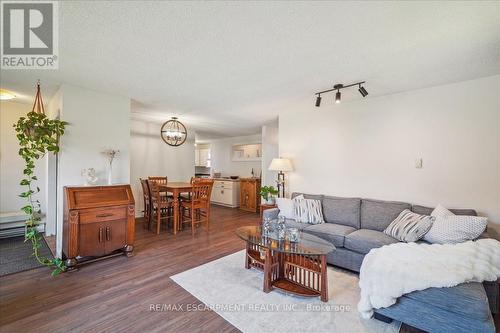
54 84 131 256
45 89 62 236
261 120 279 186
130 118 195 216
205 134 262 178
279 75 500 238
0 101 47 216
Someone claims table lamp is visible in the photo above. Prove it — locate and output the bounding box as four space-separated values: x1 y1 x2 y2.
268 158 293 198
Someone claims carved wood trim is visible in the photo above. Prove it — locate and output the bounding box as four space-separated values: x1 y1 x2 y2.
126 204 135 246
68 211 79 257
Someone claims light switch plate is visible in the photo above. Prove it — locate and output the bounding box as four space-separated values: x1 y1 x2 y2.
415 158 423 169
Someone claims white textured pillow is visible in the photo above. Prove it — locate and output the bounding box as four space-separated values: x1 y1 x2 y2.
424 205 487 244
431 204 454 218
276 198 295 220
294 196 324 224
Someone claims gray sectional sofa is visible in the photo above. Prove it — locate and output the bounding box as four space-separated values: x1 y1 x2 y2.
263 193 498 333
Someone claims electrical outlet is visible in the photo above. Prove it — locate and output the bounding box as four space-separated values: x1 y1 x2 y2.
415 158 423 169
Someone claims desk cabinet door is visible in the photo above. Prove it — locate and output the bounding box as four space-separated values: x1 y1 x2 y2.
79 222 106 257
240 181 250 209
104 220 127 254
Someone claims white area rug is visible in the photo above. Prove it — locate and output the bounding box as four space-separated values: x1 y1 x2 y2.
171 251 400 333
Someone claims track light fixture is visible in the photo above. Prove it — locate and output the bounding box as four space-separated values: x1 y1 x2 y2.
335 90 341 104
315 95 322 107
358 84 368 97
314 81 368 107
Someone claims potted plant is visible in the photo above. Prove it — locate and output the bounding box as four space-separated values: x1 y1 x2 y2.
13 82 68 276
260 186 279 205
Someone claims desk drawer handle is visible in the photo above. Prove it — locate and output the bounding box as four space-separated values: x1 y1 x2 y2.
96 213 113 218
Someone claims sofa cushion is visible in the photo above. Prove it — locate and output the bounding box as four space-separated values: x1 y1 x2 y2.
292 192 323 202
284 219 311 231
305 223 356 247
361 199 411 231
412 205 477 217
376 285 495 333
322 196 361 229
404 282 491 321
344 229 398 254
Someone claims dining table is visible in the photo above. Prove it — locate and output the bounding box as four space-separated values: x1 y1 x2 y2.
159 182 192 235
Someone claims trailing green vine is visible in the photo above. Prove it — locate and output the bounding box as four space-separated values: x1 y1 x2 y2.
14 111 68 276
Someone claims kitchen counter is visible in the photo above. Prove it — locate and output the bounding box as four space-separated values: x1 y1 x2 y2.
212 178 241 182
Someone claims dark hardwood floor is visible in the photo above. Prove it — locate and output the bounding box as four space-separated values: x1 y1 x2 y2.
1 205 498 333
0 205 260 333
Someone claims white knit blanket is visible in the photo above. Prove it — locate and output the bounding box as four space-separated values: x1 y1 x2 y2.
358 238 500 319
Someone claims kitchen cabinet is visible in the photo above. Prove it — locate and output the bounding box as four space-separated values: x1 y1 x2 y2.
210 180 240 208
232 143 262 162
195 147 211 167
239 178 261 213
63 185 135 269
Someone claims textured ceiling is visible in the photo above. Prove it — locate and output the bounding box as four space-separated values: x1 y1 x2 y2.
1 1 499 137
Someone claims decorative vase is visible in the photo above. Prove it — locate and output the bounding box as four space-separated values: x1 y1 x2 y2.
263 197 275 205
107 164 113 185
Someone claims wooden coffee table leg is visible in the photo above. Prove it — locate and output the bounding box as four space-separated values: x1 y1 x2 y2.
245 242 251 269
320 254 328 302
263 248 273 293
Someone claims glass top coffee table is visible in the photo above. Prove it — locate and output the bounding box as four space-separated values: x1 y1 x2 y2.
236 225 335 302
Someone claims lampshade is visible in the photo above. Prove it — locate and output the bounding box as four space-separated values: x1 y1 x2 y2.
268 158 293 172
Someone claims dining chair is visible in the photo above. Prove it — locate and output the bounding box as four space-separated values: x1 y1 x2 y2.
180 177 202 201
148 176 173 198
140 178 152 229
148 176 167 184
148 179 174 234
180 179 214 236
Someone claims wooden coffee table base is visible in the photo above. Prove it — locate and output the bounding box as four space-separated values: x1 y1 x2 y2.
245 242 329 302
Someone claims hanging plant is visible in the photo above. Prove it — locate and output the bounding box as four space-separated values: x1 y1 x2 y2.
13 82 68 276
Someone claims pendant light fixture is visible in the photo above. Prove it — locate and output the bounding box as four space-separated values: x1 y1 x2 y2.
160 117 187 146
315 81 368 107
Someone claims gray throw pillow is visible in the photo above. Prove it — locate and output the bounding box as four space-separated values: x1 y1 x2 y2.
384 209 433 242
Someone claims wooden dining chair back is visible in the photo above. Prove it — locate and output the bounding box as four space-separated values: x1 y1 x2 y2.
140 178 151 229
190 177 205 184
191 179 214 205
180 179 214 235
148 176 168 185
147 179 173 234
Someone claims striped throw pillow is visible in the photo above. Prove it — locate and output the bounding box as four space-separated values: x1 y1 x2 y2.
384 209 434 242
294 197 324 224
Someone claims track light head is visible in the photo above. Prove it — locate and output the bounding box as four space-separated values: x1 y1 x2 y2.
335 90 341 104
358 85 368 97
315 95 321 107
